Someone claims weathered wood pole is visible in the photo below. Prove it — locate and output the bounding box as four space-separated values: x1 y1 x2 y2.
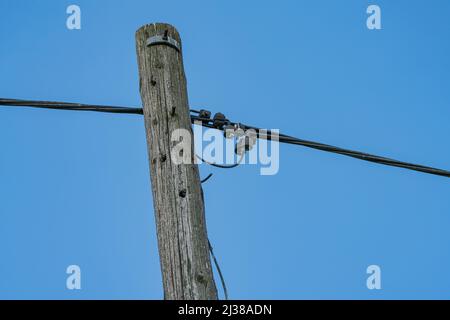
135 23 218 300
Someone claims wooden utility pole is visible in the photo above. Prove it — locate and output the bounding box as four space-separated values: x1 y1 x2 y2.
135 23 218 300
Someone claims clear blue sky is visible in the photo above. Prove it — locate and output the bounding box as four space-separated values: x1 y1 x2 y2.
1 0 450 299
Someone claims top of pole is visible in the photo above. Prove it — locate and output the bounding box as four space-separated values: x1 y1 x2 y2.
136 23 183 53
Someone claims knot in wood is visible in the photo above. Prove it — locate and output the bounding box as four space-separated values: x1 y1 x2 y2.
179 189 187 198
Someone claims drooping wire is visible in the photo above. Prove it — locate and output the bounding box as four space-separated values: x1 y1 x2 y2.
196 153 244 169
191 114 450 179
208 239 229 300
201 173 214 184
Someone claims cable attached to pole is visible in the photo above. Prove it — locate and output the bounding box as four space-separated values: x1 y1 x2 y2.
201 173 214 184
208 239 229 300
0 98 143 115
191 112 450 178
1 98 449 178
196 153 244 169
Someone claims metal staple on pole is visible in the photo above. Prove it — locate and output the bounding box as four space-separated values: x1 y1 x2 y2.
146 33 181 52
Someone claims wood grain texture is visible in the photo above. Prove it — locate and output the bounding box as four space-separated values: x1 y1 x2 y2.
135 23 218 300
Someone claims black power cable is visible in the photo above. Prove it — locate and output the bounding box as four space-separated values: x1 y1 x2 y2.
196 153 244 169
201 173 214 184
208 239 229 300
1 98 449 178
0 98 143 114
247 127 450 178
191 115 450 179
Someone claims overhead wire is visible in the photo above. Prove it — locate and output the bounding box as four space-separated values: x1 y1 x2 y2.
1 98 449 178
192 115 450 178
208 239 229 300
196 153 244 169
0 98 143 114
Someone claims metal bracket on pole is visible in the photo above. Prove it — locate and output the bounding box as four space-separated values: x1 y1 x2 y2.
146 33 181 52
